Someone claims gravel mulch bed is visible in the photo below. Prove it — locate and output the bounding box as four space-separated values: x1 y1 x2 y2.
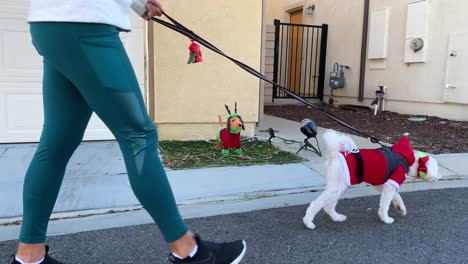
265 104 468 154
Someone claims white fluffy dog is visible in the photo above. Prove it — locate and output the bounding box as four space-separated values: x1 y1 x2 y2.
303 130 441 229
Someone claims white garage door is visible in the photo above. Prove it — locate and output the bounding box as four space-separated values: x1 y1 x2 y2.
0 1 145 143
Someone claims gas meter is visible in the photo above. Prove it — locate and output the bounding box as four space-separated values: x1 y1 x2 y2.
329 63 348 89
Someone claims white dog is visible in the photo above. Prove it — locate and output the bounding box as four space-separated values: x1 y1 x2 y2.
303 130 441 229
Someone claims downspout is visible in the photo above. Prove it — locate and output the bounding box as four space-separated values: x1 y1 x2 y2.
258 0 266 126
358 0 370 102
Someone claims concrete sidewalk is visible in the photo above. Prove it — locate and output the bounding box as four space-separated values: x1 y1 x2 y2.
1 115 467 242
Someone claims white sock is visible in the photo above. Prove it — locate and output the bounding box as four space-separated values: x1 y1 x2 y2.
172 245 199 260
14 256 45 264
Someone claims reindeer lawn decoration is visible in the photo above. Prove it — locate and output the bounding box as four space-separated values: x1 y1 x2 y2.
216 103 245 155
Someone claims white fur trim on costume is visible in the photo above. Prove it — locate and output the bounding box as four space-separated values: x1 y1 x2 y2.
338 153 351 186
385 179 400 190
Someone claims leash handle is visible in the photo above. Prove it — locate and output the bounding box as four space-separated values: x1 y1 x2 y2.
151 13 386 147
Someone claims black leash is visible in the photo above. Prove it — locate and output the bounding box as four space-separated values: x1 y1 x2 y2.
151 13 385 146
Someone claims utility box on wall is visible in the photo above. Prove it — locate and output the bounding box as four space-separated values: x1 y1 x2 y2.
368 8 389 60
404 0 430 63
444 32 468 104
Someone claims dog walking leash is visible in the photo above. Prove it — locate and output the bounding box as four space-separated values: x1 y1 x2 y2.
151 13 386 146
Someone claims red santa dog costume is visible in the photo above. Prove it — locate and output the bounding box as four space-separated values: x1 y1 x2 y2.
302 130 440 229
338 135 415 189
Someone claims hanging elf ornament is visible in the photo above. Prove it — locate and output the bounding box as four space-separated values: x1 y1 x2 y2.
187 38 203 64
216 103 245 156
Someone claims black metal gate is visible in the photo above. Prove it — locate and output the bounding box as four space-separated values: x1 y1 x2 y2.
272 19 328 101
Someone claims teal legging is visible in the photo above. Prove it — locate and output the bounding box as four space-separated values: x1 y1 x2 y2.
20 22 188 243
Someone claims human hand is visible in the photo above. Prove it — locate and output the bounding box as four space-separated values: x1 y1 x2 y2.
143 0 164 20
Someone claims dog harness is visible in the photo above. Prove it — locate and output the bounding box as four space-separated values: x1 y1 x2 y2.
340 135 416 189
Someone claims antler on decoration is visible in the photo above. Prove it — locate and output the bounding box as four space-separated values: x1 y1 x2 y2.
225 105 231 115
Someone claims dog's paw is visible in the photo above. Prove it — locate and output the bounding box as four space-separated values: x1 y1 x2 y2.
331 214 347 222
394 202 407 216
303 217 316 230
380 216 394 224
378 209 395 224
395 205 407 216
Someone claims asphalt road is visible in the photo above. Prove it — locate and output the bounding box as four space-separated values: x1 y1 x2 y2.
1 188 467 264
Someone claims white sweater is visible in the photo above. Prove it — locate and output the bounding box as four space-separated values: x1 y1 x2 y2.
28 0 147 31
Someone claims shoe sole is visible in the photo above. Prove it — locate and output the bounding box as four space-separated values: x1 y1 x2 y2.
231 240 247 264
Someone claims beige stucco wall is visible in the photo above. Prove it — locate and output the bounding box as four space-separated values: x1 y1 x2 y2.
265 0 468 121
263 0 309 105
151 0 262 140
265 0 305 24
307 0 468 120
265 0 365 103
362 0 468 120
263 0 364 105
303 0 364 100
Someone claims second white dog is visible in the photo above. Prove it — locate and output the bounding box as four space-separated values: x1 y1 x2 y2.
303 130 441 229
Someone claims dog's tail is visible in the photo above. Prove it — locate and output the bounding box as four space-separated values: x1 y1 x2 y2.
323 130 358 160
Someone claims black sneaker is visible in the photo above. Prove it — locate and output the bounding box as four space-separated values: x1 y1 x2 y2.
168 234 247 264
10 246 64 264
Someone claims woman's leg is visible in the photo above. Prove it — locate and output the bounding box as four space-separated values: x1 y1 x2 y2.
17 61 93 261
26 23 246 263
29 22 189 245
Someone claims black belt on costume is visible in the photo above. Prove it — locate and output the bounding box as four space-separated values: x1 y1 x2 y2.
378 147 409 180
352 152 364 183
352 148 409 184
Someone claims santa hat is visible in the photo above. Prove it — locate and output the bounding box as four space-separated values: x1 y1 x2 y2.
391 135 416 166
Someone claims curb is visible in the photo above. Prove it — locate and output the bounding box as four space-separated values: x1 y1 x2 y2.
1 175 466 242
